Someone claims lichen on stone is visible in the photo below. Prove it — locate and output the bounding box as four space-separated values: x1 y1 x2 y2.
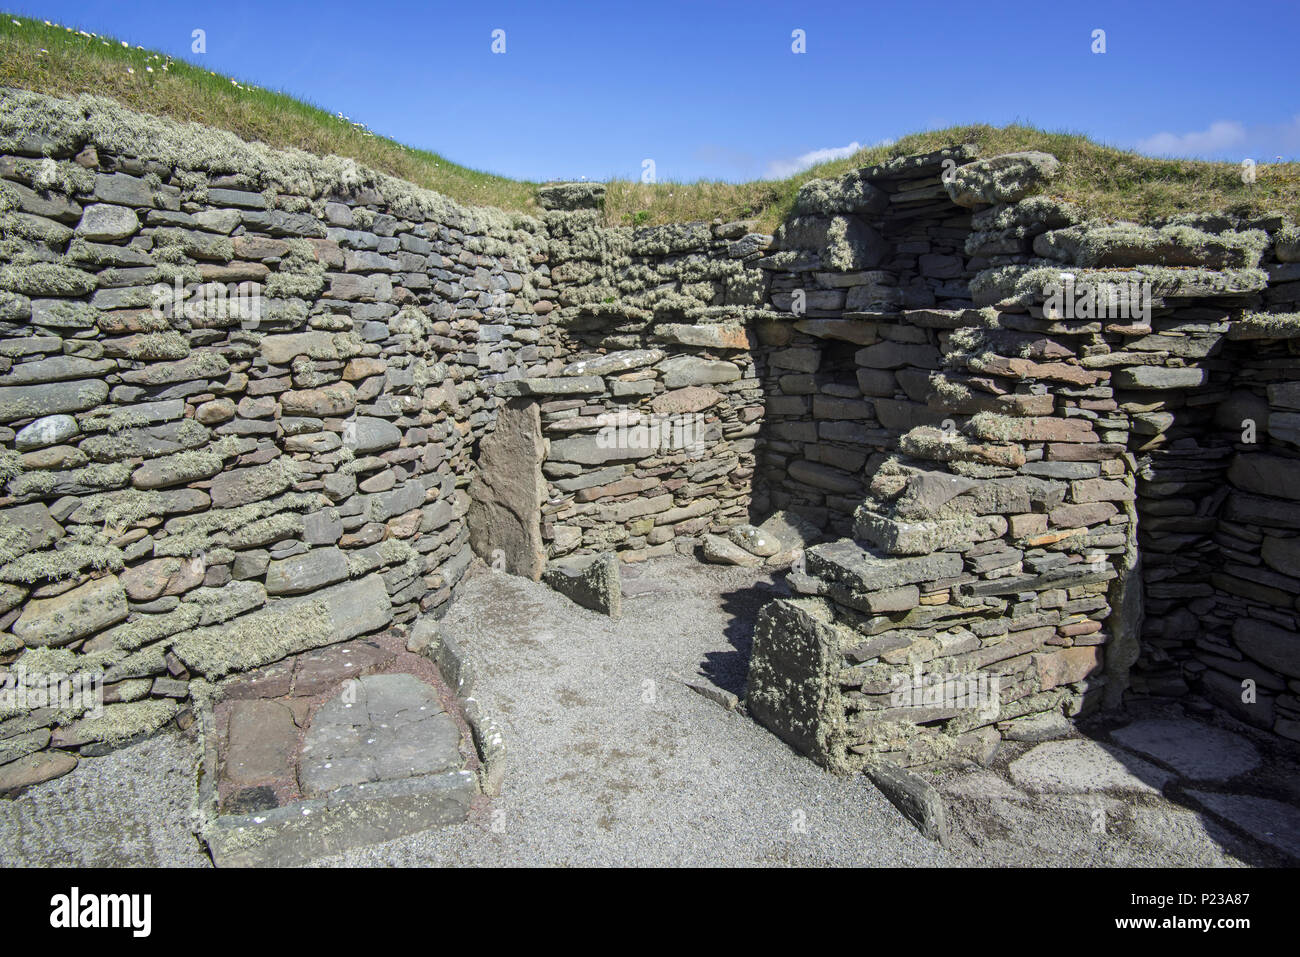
0 261 97 297
70 488 167 530
126 331 191 361
1229 310 1300 339
0 542 125 583
264 238 326 299
66 698 179 745
170 600 335 678
153 491 321 557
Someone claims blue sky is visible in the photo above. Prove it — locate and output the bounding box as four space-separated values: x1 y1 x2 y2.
11 0 1300 182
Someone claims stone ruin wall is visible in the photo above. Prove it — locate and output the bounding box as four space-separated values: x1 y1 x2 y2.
744 153 1300 769
0 89 549 762
1 88 1298 774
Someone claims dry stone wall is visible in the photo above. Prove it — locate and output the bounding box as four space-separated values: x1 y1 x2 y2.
527 201 771 564
746 153 1300 768
0 89 547 768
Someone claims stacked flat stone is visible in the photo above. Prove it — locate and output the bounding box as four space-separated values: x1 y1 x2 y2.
3 86 1300 792
530 210 776 562
0 89 547 783
755 147 982 539
746 151 1300 769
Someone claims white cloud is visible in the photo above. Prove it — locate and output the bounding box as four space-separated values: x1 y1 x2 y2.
1136 121 1246 158
765 139 895 179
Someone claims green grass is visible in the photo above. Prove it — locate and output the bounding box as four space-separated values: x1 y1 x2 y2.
2 13 1298 232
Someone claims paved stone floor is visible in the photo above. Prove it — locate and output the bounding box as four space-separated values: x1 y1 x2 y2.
298 674 464 796
1 555 1297 866
211 638 472 814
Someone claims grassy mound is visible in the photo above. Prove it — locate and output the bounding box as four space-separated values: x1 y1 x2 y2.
2 14 1296 231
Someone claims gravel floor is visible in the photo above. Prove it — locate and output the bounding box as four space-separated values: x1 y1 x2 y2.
0 730 209 867
0 554 1273 867
319 557 956 866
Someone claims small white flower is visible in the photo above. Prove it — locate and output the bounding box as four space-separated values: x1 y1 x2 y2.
127 67 134 74
120 40 128 47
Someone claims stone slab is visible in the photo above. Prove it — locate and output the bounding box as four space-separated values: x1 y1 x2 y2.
1183 791 1300 860
467 399 546 579
542 551 621 617
298 674 463 797
1109 719 1261 782
1008 739 1174 794
206 770 476 867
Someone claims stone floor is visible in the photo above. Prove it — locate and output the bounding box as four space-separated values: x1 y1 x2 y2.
211 635 472 811
201 635 478 865
1 554 1297 866
940 707 1300 865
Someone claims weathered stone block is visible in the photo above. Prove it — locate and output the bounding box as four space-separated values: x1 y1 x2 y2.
542 551 621 617
265 547 349 596
12 575 127 647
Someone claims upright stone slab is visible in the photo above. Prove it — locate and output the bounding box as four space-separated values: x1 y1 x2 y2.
467 399 547 580
746 598 848 772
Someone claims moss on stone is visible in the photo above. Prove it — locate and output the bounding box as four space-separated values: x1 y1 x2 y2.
170 600 335 678
0 542 125 583
0 261 97 297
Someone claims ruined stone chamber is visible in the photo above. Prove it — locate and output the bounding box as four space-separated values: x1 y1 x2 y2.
0 87 1297 803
